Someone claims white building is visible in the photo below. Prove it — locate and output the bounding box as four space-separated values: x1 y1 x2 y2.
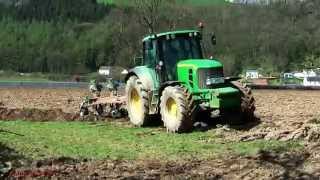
293 70 320 87
283 73 294 79
121 69 128 75
304 77 320 86
98 66 110 76
245 70 260 79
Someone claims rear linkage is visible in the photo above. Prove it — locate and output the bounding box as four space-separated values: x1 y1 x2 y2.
79 79 127 120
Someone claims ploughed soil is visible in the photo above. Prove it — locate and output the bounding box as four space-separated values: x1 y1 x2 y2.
0 88 88 114
5 149 320 179
0 88 319 142
1 88 320 179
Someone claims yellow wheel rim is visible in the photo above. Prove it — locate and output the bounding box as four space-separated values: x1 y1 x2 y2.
130 88 142 116
166 98 178 119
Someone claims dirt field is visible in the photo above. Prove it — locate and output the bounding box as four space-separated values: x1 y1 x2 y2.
0 88 88 113
1 88 319 116
0 88 319 132
1 88 320 179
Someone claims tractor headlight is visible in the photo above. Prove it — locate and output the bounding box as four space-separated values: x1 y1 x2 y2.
206 77 225 85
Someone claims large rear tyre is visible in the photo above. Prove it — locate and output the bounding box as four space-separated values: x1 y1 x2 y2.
126 76 150 126
232 81 256 122
160 86 194 133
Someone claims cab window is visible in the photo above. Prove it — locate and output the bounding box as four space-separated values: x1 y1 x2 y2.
143 40 157 67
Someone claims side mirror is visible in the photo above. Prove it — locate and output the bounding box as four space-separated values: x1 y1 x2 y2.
211 33 217 45
133 56 143 66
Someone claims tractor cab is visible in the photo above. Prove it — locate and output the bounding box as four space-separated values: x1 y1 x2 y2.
142 30 205 81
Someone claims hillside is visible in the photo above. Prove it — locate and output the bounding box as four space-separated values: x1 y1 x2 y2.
97 0 229 6
0 0 319 76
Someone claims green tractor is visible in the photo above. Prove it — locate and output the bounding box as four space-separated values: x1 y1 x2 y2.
125 30 255 132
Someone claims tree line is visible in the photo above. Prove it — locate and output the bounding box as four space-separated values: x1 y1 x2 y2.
0 0 319 76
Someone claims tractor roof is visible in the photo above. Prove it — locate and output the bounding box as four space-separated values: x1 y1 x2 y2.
142 30 199 42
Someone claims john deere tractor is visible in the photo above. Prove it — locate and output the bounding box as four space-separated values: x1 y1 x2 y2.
125 30 255 132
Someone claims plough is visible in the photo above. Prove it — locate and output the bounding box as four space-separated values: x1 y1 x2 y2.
80 94 127 119
79 80 127 119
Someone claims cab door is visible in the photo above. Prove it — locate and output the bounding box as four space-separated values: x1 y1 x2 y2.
143 39 162 113
143 40 157 68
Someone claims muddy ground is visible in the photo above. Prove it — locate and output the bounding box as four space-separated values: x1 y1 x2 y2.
0 88 320 179
0 88 319 140
4 149 320 179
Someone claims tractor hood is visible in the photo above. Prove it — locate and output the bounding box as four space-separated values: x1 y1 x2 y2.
177 59 226 92
177 59 223 70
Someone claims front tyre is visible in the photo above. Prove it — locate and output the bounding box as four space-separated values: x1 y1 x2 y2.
160 86 193 133
232 81 256 122
125 76 150 126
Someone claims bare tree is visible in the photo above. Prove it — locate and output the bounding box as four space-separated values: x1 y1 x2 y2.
134 0 167 33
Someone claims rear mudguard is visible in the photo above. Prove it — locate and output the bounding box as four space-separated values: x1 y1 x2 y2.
125 66 160 114
125 66 159 91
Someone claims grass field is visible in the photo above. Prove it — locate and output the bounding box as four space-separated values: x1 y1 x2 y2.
0 120 301 161
97 0 229 6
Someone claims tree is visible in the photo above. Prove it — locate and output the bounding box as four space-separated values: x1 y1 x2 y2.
134 0 167 33
302 54 320 69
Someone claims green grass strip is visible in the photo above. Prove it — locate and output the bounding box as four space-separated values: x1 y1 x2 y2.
0 120 302 160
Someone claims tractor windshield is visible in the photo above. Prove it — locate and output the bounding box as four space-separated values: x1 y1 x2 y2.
159 36 203 80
